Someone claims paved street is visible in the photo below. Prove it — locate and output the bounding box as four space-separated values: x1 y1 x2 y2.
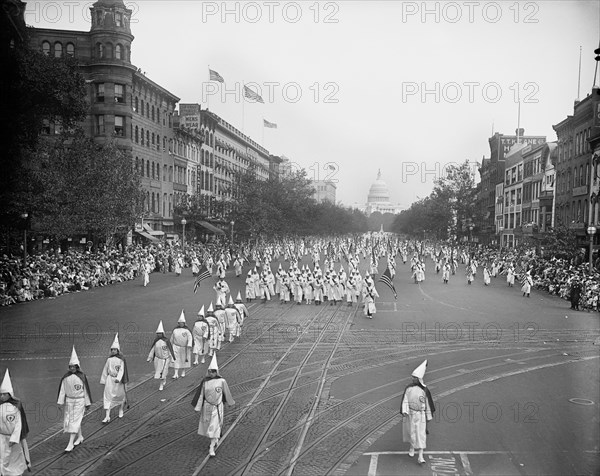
1 259 599 476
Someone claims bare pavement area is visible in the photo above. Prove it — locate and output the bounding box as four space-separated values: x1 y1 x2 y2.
1 260 599 476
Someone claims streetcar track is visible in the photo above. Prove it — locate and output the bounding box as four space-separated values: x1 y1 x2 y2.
29 302 295 475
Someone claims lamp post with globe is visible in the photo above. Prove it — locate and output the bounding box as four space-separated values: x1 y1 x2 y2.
588 226 597 273
181 218 187 252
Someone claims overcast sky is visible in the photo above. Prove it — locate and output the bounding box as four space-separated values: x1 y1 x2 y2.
26 1 600 208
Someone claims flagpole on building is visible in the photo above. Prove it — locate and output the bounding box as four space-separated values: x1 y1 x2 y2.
262 121 265 146
241 82 245 134
207 65 211 110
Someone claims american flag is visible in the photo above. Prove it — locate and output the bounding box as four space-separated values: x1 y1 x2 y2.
244 85 264 103
209 68 224 83
193 266 212 294
378 267 397 299
263 119 277 128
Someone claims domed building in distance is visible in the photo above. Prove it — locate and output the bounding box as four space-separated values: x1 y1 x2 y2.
361 170 405 216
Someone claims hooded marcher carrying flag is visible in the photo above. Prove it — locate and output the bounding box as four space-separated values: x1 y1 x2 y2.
100 333 129 423
147 320 176 391
194 266 212 293
378 267 397 299
401 360 435 464
0 369 31 473
58 346 92 451
191 354 235 457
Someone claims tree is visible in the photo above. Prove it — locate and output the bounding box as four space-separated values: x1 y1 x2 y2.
1 42 87 217
29 133 143 246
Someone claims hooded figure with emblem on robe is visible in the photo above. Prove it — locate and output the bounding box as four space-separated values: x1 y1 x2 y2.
0 369 31 474
100 333 129 423
147 320 176 391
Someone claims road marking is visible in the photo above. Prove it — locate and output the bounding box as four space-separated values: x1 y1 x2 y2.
367 453 379 476
458 452 473 475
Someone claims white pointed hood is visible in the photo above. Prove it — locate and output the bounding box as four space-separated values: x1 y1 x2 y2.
69 346 80 366
178 309 186 323
208 353 219 371
0 369 14 395
156 320 165 334
111 333 120 350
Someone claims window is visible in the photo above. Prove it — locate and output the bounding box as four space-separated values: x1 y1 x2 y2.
96 83 105 102
105 43 113 59
114 115 124 136
146 130 150 147
66 43 75 57
115 44 122 59
96 115 105 134
157 164 160 180
147 162 150 178
97 43 104 58
151 105 155 121
114 84 124 103
141 159 144 176
54 42 62 58
135 126 139 143
151 133 155 145
42 41 51 55
140 100 144 116
134 97 138 112
151 161 155 179
115 12 123 27
140 128 144 145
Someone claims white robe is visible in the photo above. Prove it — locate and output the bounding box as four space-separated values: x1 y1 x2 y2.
0 402 28 476
402 385 432 449
170 327 192 369
58 374 91 433
100 356 126 409
148 339 173 379
192 321 210 356
195 377 235 438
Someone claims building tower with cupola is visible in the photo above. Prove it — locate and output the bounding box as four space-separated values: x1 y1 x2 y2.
29 0 182 240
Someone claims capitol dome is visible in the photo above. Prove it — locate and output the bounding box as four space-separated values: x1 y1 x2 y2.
367 170 391 203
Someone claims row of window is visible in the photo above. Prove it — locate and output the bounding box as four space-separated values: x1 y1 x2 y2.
556 201 600 225
96 83 125 103
143 191 172 217
95 115 124 136
133 97 171 126
556 162 600 194
557 127 593 163
41 41 74 58
95 42 130 61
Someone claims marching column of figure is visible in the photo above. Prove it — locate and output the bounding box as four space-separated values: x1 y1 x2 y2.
401 360 435 465
192 306 210 365
148 320 175 391
0 369 31 474
170 310 193 379
191 355 235 457
57 347 92 451
100 334 129 423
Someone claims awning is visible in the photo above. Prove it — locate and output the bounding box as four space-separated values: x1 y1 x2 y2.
162 221 174 226
195 220 225 235
135 231 160 242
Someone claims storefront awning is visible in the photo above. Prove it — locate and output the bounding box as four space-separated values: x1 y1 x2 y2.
162 221 174 226
135 230 160 242
195 220 225 235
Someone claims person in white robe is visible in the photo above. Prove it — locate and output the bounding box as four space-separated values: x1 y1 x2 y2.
57 347 92 451
233 256 242 277
402 360 435 465
0 369 31 474
506 264 515 287
100 334 129 423
147 321 175 391
191 355 235 457
213 278 230 305
213 300 227 350
245 271 256 302
205 304 221 356
442 262 451 284
224 298 241 343
170 310 193 379
233 293 248 338
521 270 533 297
483 265 491 286
192 307 210 365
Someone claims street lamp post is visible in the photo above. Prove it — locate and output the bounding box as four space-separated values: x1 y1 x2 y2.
181 218 187 251
230 220 235 244
21 213 28 266
588 226 597 273
469 225 473 244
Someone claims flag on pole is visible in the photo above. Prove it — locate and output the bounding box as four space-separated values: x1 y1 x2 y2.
378 267 397 299
244 85 264 103
193 266 212 293
263 119 277 128
209 68 224 83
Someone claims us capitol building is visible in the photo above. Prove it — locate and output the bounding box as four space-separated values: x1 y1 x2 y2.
354 170 405 216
